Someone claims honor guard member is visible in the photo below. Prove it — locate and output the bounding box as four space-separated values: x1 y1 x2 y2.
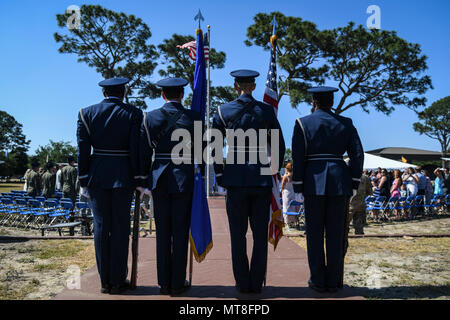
137 77 203 295
77 77 142 294
41 162 56 199
292 86 364 293
212 70 285 294
27 161 42 197
60 156 78 203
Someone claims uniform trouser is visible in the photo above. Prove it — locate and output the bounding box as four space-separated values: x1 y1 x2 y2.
89 187 133 287
225 187 271 291
304 195 348 288
152 182 192 290
350 209 365 233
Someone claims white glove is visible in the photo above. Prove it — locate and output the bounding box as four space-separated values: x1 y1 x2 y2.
295 193 304 202
80 187 90 199
136 186 152 201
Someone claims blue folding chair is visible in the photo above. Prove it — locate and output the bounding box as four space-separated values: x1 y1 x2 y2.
75 202 92 235
12 198 31 228
423 195 441 215
413 195 426 217
382 196 399 221
0 197 18 226
35 196 46 204
445 194 450 213
366 196 386 222
284 200 305 229
60 201 74 221
29 199 51 228
48 200 72 225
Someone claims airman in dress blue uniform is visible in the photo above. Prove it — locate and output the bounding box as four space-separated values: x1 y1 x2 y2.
137 77 202 295
291 86 364 292
77 77 142 294
212 70 285 294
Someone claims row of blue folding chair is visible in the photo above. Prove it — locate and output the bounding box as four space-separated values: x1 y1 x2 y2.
366 194 447 220
0 196 89 229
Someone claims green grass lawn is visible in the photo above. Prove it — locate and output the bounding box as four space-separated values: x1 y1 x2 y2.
0 183 24 194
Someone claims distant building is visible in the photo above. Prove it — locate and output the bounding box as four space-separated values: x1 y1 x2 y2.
366 147 443 164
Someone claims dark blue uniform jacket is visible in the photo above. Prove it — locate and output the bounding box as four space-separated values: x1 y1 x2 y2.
77 98 142 189
292 109 364 196
138 102 203 193
212 94 285 188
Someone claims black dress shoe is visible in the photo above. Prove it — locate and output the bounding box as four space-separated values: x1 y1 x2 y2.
160 286 171 295
327 287 339 293
100 285 110 294
308 279 327 293
171 280 191 295
110 280 131 295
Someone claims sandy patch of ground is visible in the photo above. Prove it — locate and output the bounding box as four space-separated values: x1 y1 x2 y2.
0 238 95 300
291 219 450 299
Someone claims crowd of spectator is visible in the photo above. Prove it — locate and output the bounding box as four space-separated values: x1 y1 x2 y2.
366 166 450 203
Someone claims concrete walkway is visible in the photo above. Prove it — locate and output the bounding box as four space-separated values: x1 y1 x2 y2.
54 196 363 300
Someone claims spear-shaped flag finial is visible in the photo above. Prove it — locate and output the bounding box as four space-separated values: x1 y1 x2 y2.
271 16 278 35
194 9 205 29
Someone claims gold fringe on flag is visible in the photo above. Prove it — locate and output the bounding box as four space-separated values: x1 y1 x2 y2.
268 208 284 250
189 233 213 263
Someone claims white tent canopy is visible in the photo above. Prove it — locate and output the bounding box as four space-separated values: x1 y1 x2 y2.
362 153 417 170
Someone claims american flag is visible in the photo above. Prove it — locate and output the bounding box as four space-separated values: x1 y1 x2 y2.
177 33 210 61
263 44 279 113
264 37 284 250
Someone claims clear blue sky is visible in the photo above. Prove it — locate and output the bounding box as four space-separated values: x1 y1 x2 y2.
0 0 449 154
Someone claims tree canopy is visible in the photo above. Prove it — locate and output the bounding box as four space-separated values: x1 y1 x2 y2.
322 23 432 115
413 96 450 163
0 110 30 176
245 12 328 107
245 12 433 115
34 140 78 166
54 5 160 108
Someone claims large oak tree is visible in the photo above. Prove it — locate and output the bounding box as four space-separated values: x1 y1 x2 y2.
246 13 433 115
413 96 450 166
54 5 160 109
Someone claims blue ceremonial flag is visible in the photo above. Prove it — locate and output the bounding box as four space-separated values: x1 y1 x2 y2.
189 28 213 263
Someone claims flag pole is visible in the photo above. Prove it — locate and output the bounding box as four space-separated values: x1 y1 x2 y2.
206 25 211 197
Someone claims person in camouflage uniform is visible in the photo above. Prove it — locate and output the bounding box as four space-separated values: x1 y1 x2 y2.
27 161 42 197
60 156 78 203
348 173 372 234
41 162 56 199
